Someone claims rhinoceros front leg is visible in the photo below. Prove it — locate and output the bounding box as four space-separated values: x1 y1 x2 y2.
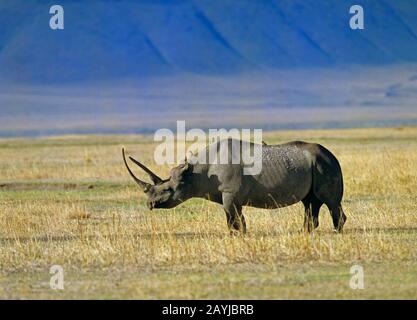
222 192 246 235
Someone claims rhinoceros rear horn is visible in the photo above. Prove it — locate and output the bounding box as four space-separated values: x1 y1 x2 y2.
122 148 152 191
128 155 163 185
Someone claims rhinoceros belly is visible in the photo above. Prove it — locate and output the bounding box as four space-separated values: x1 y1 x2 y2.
243 145 312 208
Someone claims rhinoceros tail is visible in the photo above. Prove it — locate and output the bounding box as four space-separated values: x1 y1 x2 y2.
311 145 343 204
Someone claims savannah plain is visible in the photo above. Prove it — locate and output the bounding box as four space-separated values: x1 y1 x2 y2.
0 127 416 299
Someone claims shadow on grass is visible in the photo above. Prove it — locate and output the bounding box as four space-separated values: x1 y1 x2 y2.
1 226 416 244
0 232 227 244
342 226 417 235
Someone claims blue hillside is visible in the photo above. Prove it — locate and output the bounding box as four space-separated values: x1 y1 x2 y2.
1 0 417 83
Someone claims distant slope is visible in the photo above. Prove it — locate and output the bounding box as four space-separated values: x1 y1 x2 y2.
1 0 417 83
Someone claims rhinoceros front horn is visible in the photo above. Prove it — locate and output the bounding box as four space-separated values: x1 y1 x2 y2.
122 148 163 185
122 148 152 191
128 155 163 185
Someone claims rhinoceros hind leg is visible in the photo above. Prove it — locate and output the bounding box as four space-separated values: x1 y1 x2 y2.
302 192 323 233
328 205 347 232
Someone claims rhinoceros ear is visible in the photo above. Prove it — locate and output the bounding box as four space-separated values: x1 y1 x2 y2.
179 161 190 172
171 161 192 180
180 161 194 177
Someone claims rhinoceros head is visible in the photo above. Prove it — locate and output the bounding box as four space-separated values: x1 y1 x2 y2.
122 148 193 210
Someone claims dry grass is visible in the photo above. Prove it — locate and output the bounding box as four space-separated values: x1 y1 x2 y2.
0 127 416 299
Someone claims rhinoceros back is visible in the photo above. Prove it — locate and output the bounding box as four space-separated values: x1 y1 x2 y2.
243 142 313 208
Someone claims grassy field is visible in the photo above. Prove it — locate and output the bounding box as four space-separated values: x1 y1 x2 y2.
0 127 416 299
